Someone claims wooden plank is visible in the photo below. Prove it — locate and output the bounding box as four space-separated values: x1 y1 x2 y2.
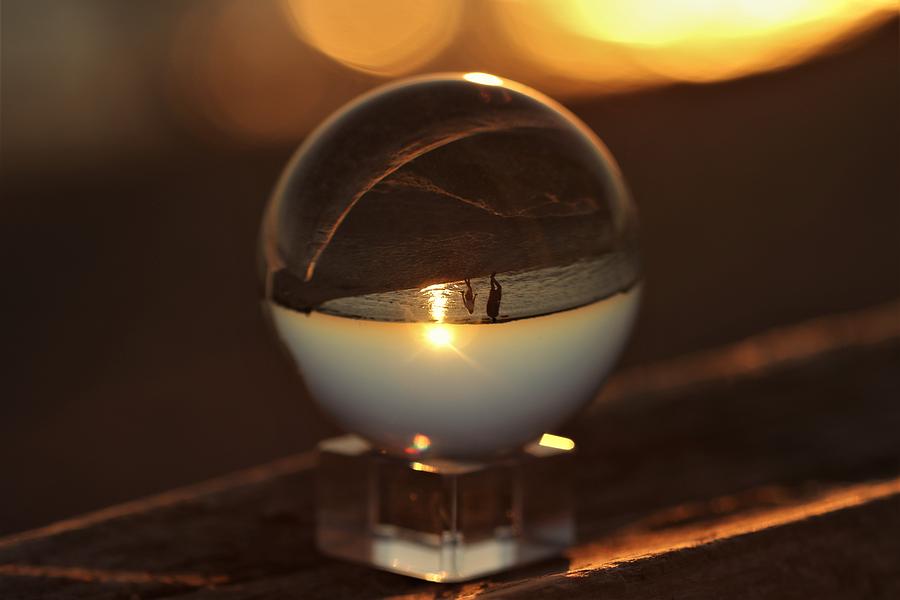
164 480 900 599
1 302 898 598
472 484 900 600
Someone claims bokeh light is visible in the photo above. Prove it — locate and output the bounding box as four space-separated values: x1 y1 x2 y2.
404 433 433 455
282 0 462 76
162 0 896 143
171 0 327 141
492 0 896 88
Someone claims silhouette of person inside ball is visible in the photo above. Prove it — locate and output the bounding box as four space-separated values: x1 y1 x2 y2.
460 278 477 315
487 273 502 322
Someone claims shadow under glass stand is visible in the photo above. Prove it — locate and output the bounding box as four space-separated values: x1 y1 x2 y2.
316 435 575 582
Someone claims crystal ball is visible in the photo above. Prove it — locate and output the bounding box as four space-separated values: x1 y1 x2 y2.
261 73 641 459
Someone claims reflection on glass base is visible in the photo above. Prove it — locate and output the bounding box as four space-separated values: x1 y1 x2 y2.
316 434 575 582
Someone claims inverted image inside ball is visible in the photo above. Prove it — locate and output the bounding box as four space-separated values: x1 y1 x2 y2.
260 73 641 458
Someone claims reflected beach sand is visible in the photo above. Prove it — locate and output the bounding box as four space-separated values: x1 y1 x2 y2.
317 254 637 324
269 286 641 458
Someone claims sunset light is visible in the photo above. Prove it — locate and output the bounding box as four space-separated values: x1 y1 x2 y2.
463 72 505 86
172 0 895 143
424 324 454 348
494 0 894 86
282 0 460 76
539 433 576 451
404 433 433 455
420 283 451 322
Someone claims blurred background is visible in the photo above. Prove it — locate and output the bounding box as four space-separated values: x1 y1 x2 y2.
1 0 897 535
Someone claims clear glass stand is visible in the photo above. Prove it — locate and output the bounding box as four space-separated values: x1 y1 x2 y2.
316 434 575 582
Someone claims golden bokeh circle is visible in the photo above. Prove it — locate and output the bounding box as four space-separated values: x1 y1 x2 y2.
491 0 896 88
282 0 462 77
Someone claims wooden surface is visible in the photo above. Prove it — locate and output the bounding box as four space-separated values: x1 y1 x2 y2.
2 301 899 599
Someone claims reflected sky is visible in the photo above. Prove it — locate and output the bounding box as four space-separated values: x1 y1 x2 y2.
270 286 640 458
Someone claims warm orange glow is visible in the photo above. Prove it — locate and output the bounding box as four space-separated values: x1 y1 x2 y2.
420 283 451 322
172 0 328 141
424 324 454 348
409 461 438 473
404 433 432 455
568 477 900 571
0 564 229 587
559 0 885 45
175 1 895 143
282 0 461 76
463 72 505 86
493 0 896 87
539 433 576 451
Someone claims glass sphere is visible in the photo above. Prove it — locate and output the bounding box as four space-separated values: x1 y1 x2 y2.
261 73 640 459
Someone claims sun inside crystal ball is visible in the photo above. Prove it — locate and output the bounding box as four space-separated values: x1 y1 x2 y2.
260 73 641 458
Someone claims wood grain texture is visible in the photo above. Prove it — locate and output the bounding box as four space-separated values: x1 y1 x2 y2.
2 302 898 599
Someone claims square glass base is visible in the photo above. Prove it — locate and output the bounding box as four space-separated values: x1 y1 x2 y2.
316 434 575 582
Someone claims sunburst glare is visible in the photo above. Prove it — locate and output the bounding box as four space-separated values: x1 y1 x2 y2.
424 324 454 348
